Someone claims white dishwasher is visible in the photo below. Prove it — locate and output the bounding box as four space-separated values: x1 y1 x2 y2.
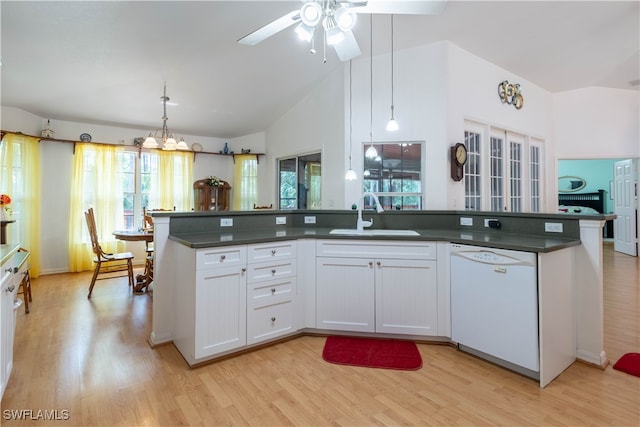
450 243 539 378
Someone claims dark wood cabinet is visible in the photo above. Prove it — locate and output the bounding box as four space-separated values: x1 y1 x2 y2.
193 179 231 211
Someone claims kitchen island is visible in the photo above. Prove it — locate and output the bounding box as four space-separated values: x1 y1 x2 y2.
149 209 611 387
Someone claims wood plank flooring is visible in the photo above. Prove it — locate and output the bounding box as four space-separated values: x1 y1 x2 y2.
1 243 638 426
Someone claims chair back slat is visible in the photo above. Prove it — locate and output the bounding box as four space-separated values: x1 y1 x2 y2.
84 208 107 259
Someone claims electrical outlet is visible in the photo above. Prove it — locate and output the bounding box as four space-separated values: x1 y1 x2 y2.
220 218 233 227
460 217 473 226
304 216 316 224
275 216 287 225
484 218 498 227
545 222 563 233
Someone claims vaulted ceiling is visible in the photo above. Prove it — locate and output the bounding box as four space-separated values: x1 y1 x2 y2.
1 1 638 139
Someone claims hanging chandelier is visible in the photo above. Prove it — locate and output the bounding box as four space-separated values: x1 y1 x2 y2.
143 83 189 151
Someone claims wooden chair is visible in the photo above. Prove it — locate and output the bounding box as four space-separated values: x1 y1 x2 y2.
17 247 32 314
84 208 134 298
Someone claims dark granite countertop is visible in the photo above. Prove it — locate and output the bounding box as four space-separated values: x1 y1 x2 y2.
168 227 580 253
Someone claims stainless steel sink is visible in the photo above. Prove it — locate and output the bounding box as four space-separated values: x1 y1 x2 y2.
329 229 420 236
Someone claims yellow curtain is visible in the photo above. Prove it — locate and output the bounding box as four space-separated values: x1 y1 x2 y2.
157 150 193 211
68 143 124 272
306 162 322 209
232 154 258 210
0 134 42 277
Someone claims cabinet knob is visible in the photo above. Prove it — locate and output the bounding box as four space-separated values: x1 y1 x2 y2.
220 255 226 261
377 261 381 266
368 261 373 267
271 317 276 322
5 285 15 293
271 249 276 256
271 269 276 275
271 288 276 294
241 267 247 273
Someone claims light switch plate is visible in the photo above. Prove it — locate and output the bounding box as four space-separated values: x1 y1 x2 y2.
220 218 233 227
275 216 287 225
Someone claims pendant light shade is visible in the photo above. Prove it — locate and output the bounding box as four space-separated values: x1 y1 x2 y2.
386 14 399 132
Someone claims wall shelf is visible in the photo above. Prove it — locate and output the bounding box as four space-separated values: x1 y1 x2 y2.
1 130 264 162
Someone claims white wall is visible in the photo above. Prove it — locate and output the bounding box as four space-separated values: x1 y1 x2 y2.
0 106 264 273
553 87 640 159
446 42 555 211
264 68 344 209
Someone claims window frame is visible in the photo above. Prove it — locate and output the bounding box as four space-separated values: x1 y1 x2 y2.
464 120 544 213
361 141 425 211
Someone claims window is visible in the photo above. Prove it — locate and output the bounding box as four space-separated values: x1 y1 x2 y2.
509 137 523 212
362 142 423 210
464 121 544 212
530 140 543 212
278 152 322 210
489 135 504 211
464 132 481 210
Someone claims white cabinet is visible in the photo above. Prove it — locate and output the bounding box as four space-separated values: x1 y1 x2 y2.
316 240 439 336
375 258 437 335
246 241 297 345
173 244 247 365
316 257 375 332
1 248 28 400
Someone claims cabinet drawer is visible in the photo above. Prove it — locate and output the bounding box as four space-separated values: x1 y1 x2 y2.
196 246 246 270
247 259 296 283
248 277 295 304
247 299 294 345
247 241 297 263
316 240 436 260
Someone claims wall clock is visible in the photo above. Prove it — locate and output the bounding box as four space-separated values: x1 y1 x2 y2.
450 143 467 181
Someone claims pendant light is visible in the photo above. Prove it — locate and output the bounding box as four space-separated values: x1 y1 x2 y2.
365 15 378 159
345 60 357 181
386 15 399 132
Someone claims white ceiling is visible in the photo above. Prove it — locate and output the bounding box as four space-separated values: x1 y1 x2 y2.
1 1 638 139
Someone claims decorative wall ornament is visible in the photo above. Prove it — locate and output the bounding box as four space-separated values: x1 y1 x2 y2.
498 80 524 109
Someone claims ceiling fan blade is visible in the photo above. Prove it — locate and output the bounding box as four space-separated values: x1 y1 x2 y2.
238 10 301 46
351 0 448 15
333 30 361 62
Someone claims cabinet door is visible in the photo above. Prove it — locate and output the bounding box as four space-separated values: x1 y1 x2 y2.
375 258 438 335
195 265 247 358
1 269 17 400
316 257 375 332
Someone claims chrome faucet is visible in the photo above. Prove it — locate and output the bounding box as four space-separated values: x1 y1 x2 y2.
356 192 384 232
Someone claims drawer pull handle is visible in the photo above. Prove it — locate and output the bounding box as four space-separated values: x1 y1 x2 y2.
271 249 276 255
271 317 276 322
271 269 276 275
271 288 276 294
5 285 15 293
220 255 226 261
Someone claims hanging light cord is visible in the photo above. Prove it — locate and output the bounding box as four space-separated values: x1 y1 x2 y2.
390 15 394 112
369 14 373 145
349 60 353 168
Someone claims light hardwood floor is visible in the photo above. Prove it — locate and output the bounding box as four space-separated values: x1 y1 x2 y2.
2 243 638 426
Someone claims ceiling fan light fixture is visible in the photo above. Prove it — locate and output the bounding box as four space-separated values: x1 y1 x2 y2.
326 27 344 46
335 8 357 31
294 22 315 41
300 2 322 26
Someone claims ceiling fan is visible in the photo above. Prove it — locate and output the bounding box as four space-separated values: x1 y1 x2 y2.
237 0 448 62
